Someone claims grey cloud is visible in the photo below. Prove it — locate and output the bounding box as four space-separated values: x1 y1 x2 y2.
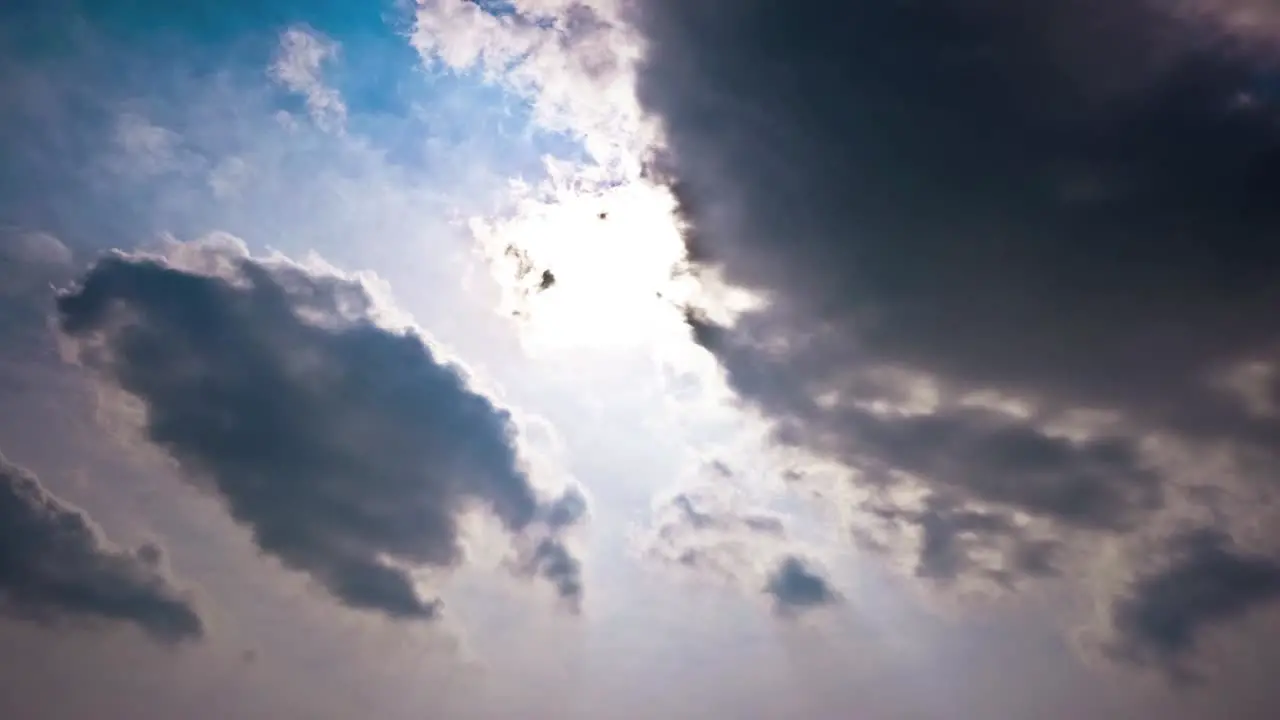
55 237 586 619
697 306 1159 594
540 484 589 531
1108 529 1280 683
769 380 1164 531
763 556 838 615
0 453 203 643
862 494 1059 589
637 0 1280 620
524 538 583 610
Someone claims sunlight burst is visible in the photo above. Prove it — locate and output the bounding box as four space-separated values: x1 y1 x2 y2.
473 167 700 352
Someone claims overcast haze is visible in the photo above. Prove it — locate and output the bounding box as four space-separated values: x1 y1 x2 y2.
3 1 1280 718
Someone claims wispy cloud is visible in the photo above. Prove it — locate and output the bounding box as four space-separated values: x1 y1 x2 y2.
270 26 347 132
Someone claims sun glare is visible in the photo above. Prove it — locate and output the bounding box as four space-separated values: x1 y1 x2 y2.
473 172 698 352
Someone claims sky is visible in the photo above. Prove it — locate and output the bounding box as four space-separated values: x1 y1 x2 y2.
3 0 1280 718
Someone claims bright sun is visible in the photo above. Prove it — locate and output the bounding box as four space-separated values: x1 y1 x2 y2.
472 170 699 353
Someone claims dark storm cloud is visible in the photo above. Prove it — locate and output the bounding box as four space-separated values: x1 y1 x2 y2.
637 1 1280 574
633 0 1280 670
1109 529 1280 682
763 556 837 614
55 238 586 619
0 453 203 643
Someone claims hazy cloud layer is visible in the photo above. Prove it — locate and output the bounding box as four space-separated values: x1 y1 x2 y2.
56 235 586 619
633 0 1280 675
0 453 203 643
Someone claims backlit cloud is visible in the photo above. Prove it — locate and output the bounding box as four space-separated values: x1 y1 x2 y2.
634 0 1280 677
413 0 649 167
56 235 586 620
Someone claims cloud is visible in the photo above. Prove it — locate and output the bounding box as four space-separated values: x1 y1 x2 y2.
55 234 586 620
763 556 838 615
521 537 582 609
270 26 346 131
1 229 71 270
0 452 203 643
1107 529 1280 682
412 0 649 167
858 494 1059 591
637 463 840 613
633 0 1280 667
1167 0 1280 45
411 2 698 357
0 228 77 398
1 228 72 293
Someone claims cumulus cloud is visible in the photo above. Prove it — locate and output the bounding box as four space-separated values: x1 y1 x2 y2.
633 0 1280 673
270 26 346 131
55 235 586 620
1107 529 1280 682
0 452 203 643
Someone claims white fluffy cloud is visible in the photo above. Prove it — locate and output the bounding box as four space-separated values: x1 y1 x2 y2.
412 0 651 170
